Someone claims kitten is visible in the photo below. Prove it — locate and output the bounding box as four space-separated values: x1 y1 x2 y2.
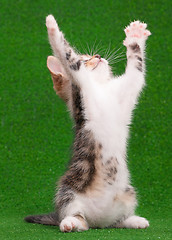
25 15 151 232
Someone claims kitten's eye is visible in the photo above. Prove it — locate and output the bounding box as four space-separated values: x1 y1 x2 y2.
81 59 91 64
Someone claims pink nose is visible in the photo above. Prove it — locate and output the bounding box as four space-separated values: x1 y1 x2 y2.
95 54 101 59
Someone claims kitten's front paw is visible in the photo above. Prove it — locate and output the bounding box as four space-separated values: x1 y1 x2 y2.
123 21 151 46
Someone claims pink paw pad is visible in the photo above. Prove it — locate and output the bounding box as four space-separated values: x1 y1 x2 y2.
124 20 151 39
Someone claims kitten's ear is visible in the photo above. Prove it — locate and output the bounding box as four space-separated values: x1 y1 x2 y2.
47 56 70 103
47 55 67 90
47 56 64 75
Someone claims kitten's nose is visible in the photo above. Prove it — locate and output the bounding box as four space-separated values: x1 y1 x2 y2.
94 54 101 59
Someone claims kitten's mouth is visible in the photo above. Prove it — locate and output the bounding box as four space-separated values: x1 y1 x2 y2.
92 58 102 70
92 57 108 70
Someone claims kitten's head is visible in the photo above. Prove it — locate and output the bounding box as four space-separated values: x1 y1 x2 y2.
47 54 112 87
80 54 112 83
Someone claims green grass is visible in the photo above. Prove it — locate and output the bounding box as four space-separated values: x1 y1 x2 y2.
0 0 171 239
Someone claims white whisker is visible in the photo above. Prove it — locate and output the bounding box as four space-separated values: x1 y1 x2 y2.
108 58 126 65
91 38 98 56
86 43 92 56
93 42 103 56
104 42 112 60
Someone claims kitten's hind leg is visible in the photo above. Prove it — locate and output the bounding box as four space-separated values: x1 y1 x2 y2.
116 215 149 229
60 215 89 232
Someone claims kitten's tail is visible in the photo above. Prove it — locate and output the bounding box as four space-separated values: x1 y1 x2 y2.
24 212 59 226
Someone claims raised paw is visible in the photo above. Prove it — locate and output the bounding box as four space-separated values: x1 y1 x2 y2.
46 15 59 33
124 20 151 39
60 216 89 232
123 21 151 46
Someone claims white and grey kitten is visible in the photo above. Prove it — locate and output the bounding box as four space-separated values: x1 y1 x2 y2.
25 15 151 232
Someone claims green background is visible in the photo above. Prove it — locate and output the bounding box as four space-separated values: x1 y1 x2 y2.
0 0 171 239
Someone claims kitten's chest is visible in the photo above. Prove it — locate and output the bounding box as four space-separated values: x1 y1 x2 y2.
84 90 128 151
